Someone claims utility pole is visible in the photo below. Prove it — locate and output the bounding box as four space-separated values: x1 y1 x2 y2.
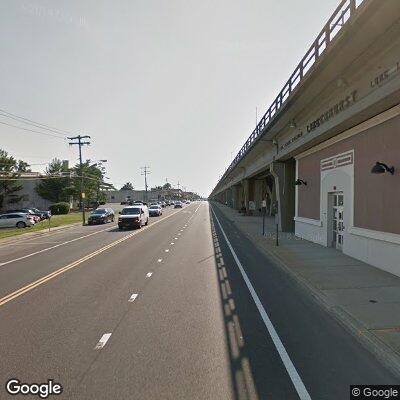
141 166 150 202
68 135 91 225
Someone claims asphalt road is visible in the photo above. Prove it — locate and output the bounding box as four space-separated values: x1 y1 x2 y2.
0 201 397 399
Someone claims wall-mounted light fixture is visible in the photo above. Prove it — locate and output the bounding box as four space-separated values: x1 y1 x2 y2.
295 179 307 186
371 162 394 175
289 120 297 129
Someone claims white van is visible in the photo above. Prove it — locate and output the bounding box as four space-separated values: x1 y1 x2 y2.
118 205 149 229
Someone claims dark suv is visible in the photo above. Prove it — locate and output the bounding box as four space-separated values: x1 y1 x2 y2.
88 208 115 225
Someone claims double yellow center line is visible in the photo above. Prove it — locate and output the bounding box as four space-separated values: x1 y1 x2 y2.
0 206 194 308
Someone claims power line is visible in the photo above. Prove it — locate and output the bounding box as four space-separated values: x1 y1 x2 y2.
0 120 66 139
0 108 75 136
0 174 102 182
0 114 70 137
0 162 49 166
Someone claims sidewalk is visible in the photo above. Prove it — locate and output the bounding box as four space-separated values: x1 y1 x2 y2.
212 202 400 376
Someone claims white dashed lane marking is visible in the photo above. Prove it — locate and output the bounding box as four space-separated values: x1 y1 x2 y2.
165 249 169 253
170 242 174 245
157 259 163 263
95 333 112 350
128 293 138 302
146 272 153 278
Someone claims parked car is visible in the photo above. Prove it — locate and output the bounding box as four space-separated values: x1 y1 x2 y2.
31 207 51 219
118 205 149 229
88 208 115 225
0 212 35 228
149 204 162 217
174 201 183 208
7 208 42 222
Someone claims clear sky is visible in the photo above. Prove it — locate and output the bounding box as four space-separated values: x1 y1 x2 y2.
0 0 340 197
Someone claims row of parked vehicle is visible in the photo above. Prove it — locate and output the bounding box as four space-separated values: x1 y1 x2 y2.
0 208 51 229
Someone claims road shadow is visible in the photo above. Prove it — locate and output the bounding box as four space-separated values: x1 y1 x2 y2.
209 211 262 400
105 226 141 232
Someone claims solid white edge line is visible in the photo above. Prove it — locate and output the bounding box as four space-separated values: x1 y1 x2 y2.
95 333 112 349
211 206 312 400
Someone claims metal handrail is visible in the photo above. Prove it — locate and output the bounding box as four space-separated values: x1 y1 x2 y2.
215 0 365 190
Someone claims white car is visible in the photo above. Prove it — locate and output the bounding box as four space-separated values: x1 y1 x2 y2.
0 212 35 228
118 205 149 229
149 204 162 216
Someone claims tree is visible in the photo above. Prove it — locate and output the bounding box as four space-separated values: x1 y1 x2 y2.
163 182 171 190
63 161 106 205
35 158 71 203
0 149 29 210
120 182 134 190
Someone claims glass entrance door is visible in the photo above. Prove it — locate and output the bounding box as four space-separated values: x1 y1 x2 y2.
332 192 344 251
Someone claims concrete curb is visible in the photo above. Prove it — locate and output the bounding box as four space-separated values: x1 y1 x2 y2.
212 202 400 379
0 222 82 245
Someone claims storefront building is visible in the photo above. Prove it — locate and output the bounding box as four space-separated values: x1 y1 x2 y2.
210 1 400 276
295 105 400 276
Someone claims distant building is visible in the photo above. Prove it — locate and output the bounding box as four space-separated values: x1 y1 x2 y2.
1 172 52 211
105 187 185 203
